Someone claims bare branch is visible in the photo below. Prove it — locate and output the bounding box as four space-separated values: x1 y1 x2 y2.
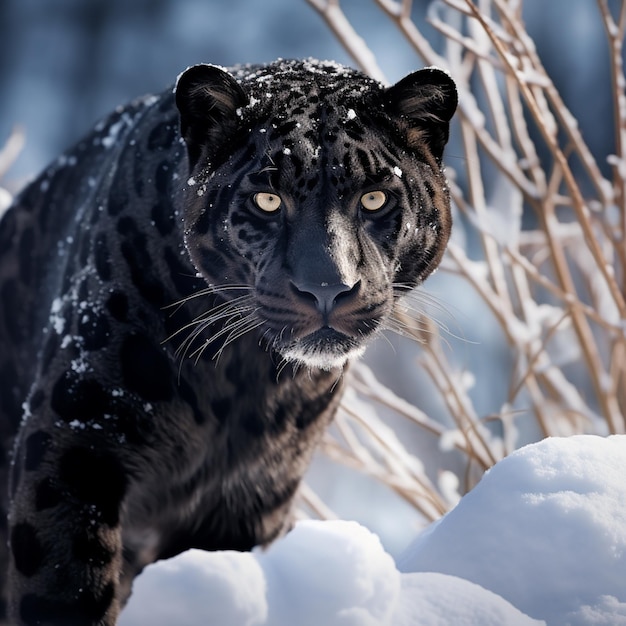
304 0 388 82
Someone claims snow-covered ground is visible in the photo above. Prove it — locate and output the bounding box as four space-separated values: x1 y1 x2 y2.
120 435 626 625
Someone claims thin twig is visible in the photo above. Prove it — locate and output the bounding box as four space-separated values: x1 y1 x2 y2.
304 0 388 82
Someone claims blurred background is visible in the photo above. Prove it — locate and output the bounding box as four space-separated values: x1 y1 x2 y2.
0 0 614 186
0 0 620 556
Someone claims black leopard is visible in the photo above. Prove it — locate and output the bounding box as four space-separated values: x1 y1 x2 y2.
0 58 457 624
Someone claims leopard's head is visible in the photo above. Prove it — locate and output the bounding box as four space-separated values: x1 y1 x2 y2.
175 59 457 370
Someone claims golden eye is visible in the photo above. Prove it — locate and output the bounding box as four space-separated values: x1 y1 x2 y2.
360 191 387 212
253 192 282 213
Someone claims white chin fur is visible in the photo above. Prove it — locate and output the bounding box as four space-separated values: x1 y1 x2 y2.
281 344 366 371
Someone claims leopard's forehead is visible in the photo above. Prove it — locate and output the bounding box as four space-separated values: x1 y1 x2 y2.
220 58 392 180
234 58 383 118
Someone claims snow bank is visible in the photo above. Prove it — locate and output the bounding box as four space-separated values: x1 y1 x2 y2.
120 435 626 625
395 573 541 626
120 520 536 626
400 435 626 624
120 549 267 626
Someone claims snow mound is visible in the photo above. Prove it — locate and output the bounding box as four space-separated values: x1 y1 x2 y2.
400 434 626 624
120 435 626 625
257 520 399 625
120 547 267 625
120 519 534 625
395 573 541 626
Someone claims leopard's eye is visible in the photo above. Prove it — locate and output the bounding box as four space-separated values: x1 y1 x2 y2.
253 192 282 213
360 191 387 212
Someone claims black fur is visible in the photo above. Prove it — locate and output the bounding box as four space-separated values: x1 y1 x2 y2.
0 58 456 624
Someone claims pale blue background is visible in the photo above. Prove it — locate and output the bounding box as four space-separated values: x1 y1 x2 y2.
0 0 616 184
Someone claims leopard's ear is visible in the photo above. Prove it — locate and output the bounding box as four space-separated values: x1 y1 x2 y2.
175 64 248 168
383 67 457 161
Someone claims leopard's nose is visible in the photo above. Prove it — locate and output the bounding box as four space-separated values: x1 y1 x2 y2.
290 280 361 316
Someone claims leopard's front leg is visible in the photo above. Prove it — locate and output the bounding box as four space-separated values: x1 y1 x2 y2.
8 425 128 626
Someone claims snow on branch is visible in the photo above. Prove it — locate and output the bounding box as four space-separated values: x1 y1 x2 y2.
0 127 23 214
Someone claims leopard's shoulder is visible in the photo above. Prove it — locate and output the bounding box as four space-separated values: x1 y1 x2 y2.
0 90 184 423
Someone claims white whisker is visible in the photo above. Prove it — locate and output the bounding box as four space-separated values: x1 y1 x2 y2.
163 287 265 369
390 286 471 346
187 309 257 361
276 357 291 381
212 316 265 364
173 305 254 362
165 284 254 311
